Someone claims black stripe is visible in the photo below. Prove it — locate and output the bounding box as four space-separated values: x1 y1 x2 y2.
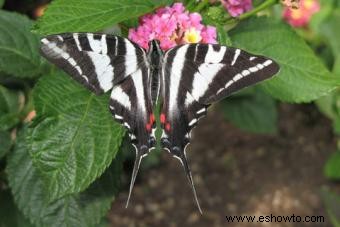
93 34 102 40
212 44 220 52
78 34 91 51
177 45 197 106
193 44 208 65
106 36 117 55
113 37 127 81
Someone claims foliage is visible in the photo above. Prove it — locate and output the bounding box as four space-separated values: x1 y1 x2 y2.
0 0 339 226
321 188 340 227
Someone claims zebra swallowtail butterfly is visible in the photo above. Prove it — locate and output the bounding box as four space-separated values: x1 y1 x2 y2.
40 33 280 213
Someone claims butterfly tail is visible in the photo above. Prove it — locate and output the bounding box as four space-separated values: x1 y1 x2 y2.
175 149 203 214
125 149 144 208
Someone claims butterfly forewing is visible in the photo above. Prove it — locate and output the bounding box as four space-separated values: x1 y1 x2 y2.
40 33 145 95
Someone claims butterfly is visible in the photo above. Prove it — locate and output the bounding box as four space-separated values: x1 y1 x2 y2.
40 33 280 213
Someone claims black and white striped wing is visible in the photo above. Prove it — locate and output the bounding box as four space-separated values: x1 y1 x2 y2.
109 65 156 207
160 44 280 212
40 33 145 95
40 33 154 207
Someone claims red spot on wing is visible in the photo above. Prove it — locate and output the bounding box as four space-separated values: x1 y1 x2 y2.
160 113 166 124
165 123 171 131
150 114 155 124
146 123 152 132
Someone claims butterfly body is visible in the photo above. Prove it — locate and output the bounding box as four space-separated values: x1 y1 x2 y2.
40 33 280 213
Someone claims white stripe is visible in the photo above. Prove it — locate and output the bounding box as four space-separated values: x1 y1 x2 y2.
115 114 123 120
73 33 82 51
114 38 118 56
191 63 223 100
196 108 206 114
217 88 224 94
125 40 138 75
263 60 272 66
249 67 258 73
188 118 197 127
75 66 82 74
87 52 113 92
257 64 264 69
168 45 189 117
82 75 89 82
41 38 48 44
250 56 256 61
68 58 77 66
124 122 131 129
193 44 199 62
101 35 107 54
110 86 131 111
205 45 226 63
185 92 195 107
231 49 241 66
241 69 250 76
61 52 70 59
233 73 243 81
131 69 146 115
56 35 63 41
87 33 102 52
225 80 233 89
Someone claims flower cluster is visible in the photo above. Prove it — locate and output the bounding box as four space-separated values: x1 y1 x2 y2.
283 0 320 27
281 0 300 9
128 3 217 50
221 0 253 17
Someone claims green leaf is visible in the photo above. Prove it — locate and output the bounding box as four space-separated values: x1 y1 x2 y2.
315 93 337 120
0 190 34 227
0 130 11 158
334 58 340 76
319 10 340 73
29 72 125 201
220 88 277 134
0 10 47 78
0 85 21 114
6 129 122 227
229 17 340 103
34 0 173 34
0 85 22 130
321 188 340 227
324 150 340 180
0 0 4 8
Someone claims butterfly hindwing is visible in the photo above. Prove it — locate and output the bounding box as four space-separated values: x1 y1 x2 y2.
40 33 145 95
109 65 156 207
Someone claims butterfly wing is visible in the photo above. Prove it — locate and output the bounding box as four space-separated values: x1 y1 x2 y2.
109 66 156 207
161 44 280 212
40 33 145 95
40 33 155 207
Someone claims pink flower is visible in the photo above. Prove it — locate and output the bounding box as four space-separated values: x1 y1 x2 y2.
221 0 253 17
283 0 320 27
281 0 300 9
128 3 217 50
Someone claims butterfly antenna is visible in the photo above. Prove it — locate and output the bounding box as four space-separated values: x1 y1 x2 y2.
125 149 143 208
177 151 203 214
